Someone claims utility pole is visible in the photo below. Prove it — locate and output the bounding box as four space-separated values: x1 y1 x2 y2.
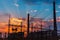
40 19 43 40
8 14 11 40
53 1 58 40
31 22 34 32
21 22 22 32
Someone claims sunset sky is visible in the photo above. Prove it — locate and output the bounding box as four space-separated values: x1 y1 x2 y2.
0 0 60 33
0 0 60 20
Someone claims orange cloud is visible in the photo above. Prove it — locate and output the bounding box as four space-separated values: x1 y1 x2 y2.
0 17 48 37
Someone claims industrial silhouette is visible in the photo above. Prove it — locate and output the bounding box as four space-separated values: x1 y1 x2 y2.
0 1 60 40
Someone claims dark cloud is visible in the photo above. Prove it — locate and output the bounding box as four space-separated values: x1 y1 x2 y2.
22 0 40 5
22 0 53 5
22 0 60 5
23 0 40 2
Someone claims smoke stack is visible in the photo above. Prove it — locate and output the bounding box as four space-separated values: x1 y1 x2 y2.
53 1 58 40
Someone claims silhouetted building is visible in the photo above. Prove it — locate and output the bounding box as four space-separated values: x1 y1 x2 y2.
8 32 24 40
26 30 57 40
